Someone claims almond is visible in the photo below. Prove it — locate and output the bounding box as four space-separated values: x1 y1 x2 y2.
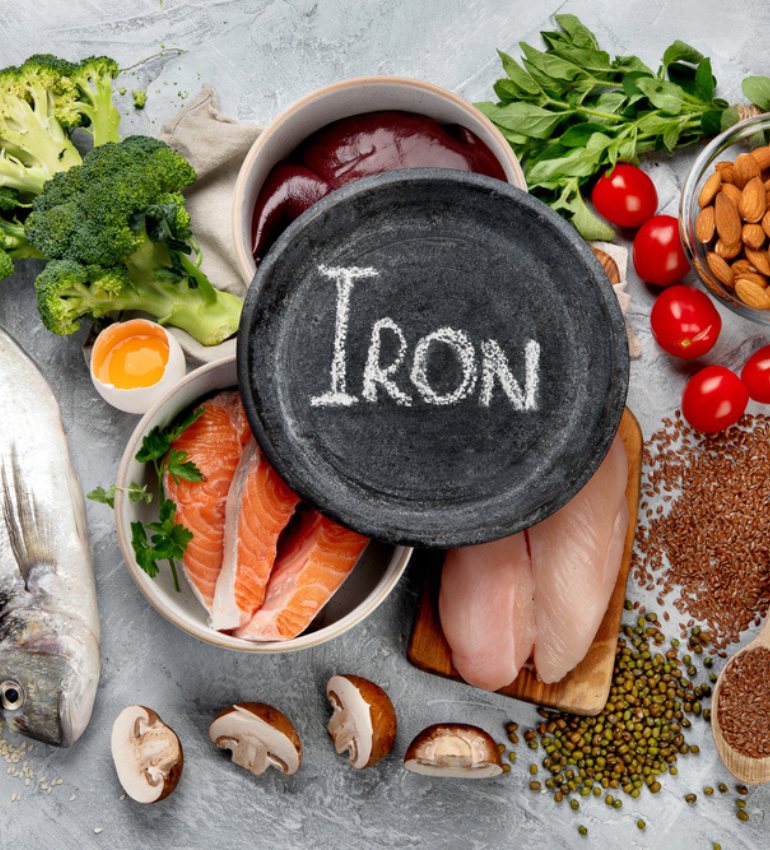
735 271 768 289
706 251 734 287
739 176 766 222
735 278 770 309
741 222 766 249
715 239 742 259
751 145 770 172
715 161 735 183
714 192 742 245
695 206 716 242
762 210 770 240
731 258 755 277
721 183 743 206
744 245 770 276
734 153 761 189
698 171 722 208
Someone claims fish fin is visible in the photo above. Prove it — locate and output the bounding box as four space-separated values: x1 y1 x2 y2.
1 444 57 588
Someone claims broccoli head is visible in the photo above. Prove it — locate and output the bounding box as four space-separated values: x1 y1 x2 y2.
0 212 44 280
28 135 242 345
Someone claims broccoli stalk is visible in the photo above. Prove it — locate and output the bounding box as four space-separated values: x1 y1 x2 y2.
27 136 243 346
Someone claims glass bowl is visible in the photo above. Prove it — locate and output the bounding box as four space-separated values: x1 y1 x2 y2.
680 112 770 325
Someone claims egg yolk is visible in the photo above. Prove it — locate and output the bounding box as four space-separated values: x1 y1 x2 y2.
97 333 169 389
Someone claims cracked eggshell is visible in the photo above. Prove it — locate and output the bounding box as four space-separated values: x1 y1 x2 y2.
111 705 183 803
403 723 503 778
326 674 397 769
209 702 302 776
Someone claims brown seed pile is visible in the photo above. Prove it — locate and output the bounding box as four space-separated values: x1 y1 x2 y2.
631 412 770 652
718 646 770 758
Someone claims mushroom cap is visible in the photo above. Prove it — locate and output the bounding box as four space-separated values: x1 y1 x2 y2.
326 674 397 769
209 702 302 776
110 705 183 803
403 723 503 778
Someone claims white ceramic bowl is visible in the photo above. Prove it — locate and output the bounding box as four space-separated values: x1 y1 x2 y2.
232 75 527 284
114 357 412 651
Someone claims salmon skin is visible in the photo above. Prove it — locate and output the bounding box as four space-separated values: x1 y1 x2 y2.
0 325 99 747
211 437 301 631
234 509 369 642
163 391 251 613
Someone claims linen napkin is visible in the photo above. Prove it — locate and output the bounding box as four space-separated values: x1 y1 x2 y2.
157 85 262 364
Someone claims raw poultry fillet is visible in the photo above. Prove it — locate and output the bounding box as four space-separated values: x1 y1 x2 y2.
211 436 302 631
439 433 628 690
234 508 369 642
162 391 252 612
529 434 629 684
439 532 536 692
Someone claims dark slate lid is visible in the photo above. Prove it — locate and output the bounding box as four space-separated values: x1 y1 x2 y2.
237 169 629 548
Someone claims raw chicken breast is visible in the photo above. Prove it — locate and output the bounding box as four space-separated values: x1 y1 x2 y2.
211 437 302 631
529 434 629 684
163 391 252 612
439 531 536 692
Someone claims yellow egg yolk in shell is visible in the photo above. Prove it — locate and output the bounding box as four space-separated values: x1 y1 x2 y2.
95 327 170 389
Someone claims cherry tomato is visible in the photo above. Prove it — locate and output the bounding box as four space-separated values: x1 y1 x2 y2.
633 215 690 287
681 365 748 433
591 163 658 227
649 285 722 359
741 344 770 403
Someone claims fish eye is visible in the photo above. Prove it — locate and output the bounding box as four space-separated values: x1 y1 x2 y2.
0 680 24 711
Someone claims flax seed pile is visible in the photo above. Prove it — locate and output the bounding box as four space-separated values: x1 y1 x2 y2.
717 646 770 758
631 412 770 654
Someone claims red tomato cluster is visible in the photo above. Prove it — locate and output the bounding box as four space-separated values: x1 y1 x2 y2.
592 164 770 434
590 163 690 287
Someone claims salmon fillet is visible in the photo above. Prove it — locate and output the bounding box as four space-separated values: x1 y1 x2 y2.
234 509 369 641
162 390 252 612
211 437 301 631
439 531 536 692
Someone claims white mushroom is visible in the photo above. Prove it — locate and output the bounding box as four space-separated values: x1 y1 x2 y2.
326 674 397 769
208 702 302 776
111 705 183 803
403 723 503 778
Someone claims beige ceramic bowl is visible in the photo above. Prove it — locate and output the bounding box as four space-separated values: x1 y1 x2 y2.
115 357 412 652
232 75 527 284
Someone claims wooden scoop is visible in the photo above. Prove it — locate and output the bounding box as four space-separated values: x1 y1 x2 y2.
711 616 770 784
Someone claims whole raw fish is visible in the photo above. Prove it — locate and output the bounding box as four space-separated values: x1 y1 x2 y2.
0 325 100 746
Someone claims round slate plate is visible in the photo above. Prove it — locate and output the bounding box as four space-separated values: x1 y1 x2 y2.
238 169 629 548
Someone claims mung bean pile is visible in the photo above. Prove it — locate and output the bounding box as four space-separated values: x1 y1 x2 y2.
631 413 770 652
508 613 707 807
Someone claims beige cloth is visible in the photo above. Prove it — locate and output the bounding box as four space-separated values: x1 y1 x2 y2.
589 240 641 359
157 85 262 364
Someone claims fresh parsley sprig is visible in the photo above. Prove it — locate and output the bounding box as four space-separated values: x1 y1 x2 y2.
478 14 770 240
87 406 206 592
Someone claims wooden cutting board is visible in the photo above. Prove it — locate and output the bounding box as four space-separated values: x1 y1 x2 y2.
406 406 642 716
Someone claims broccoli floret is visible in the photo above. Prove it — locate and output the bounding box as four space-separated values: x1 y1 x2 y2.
0 212 44 279
28 135 242 345
67 57 121 147
0 59 83 200
132 89 147 110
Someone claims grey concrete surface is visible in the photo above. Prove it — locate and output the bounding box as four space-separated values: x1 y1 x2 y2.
1 1 769 847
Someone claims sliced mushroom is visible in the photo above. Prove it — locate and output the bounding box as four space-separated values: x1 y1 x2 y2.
326 674 397 769
111 705 183 803
209 702 302 776
403 723 503 778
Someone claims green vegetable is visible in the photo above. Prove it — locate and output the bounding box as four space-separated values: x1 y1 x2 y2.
0 54 121 278
87 406 205 592
477 15 770 239
26 135 243 344
132 89 147 109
